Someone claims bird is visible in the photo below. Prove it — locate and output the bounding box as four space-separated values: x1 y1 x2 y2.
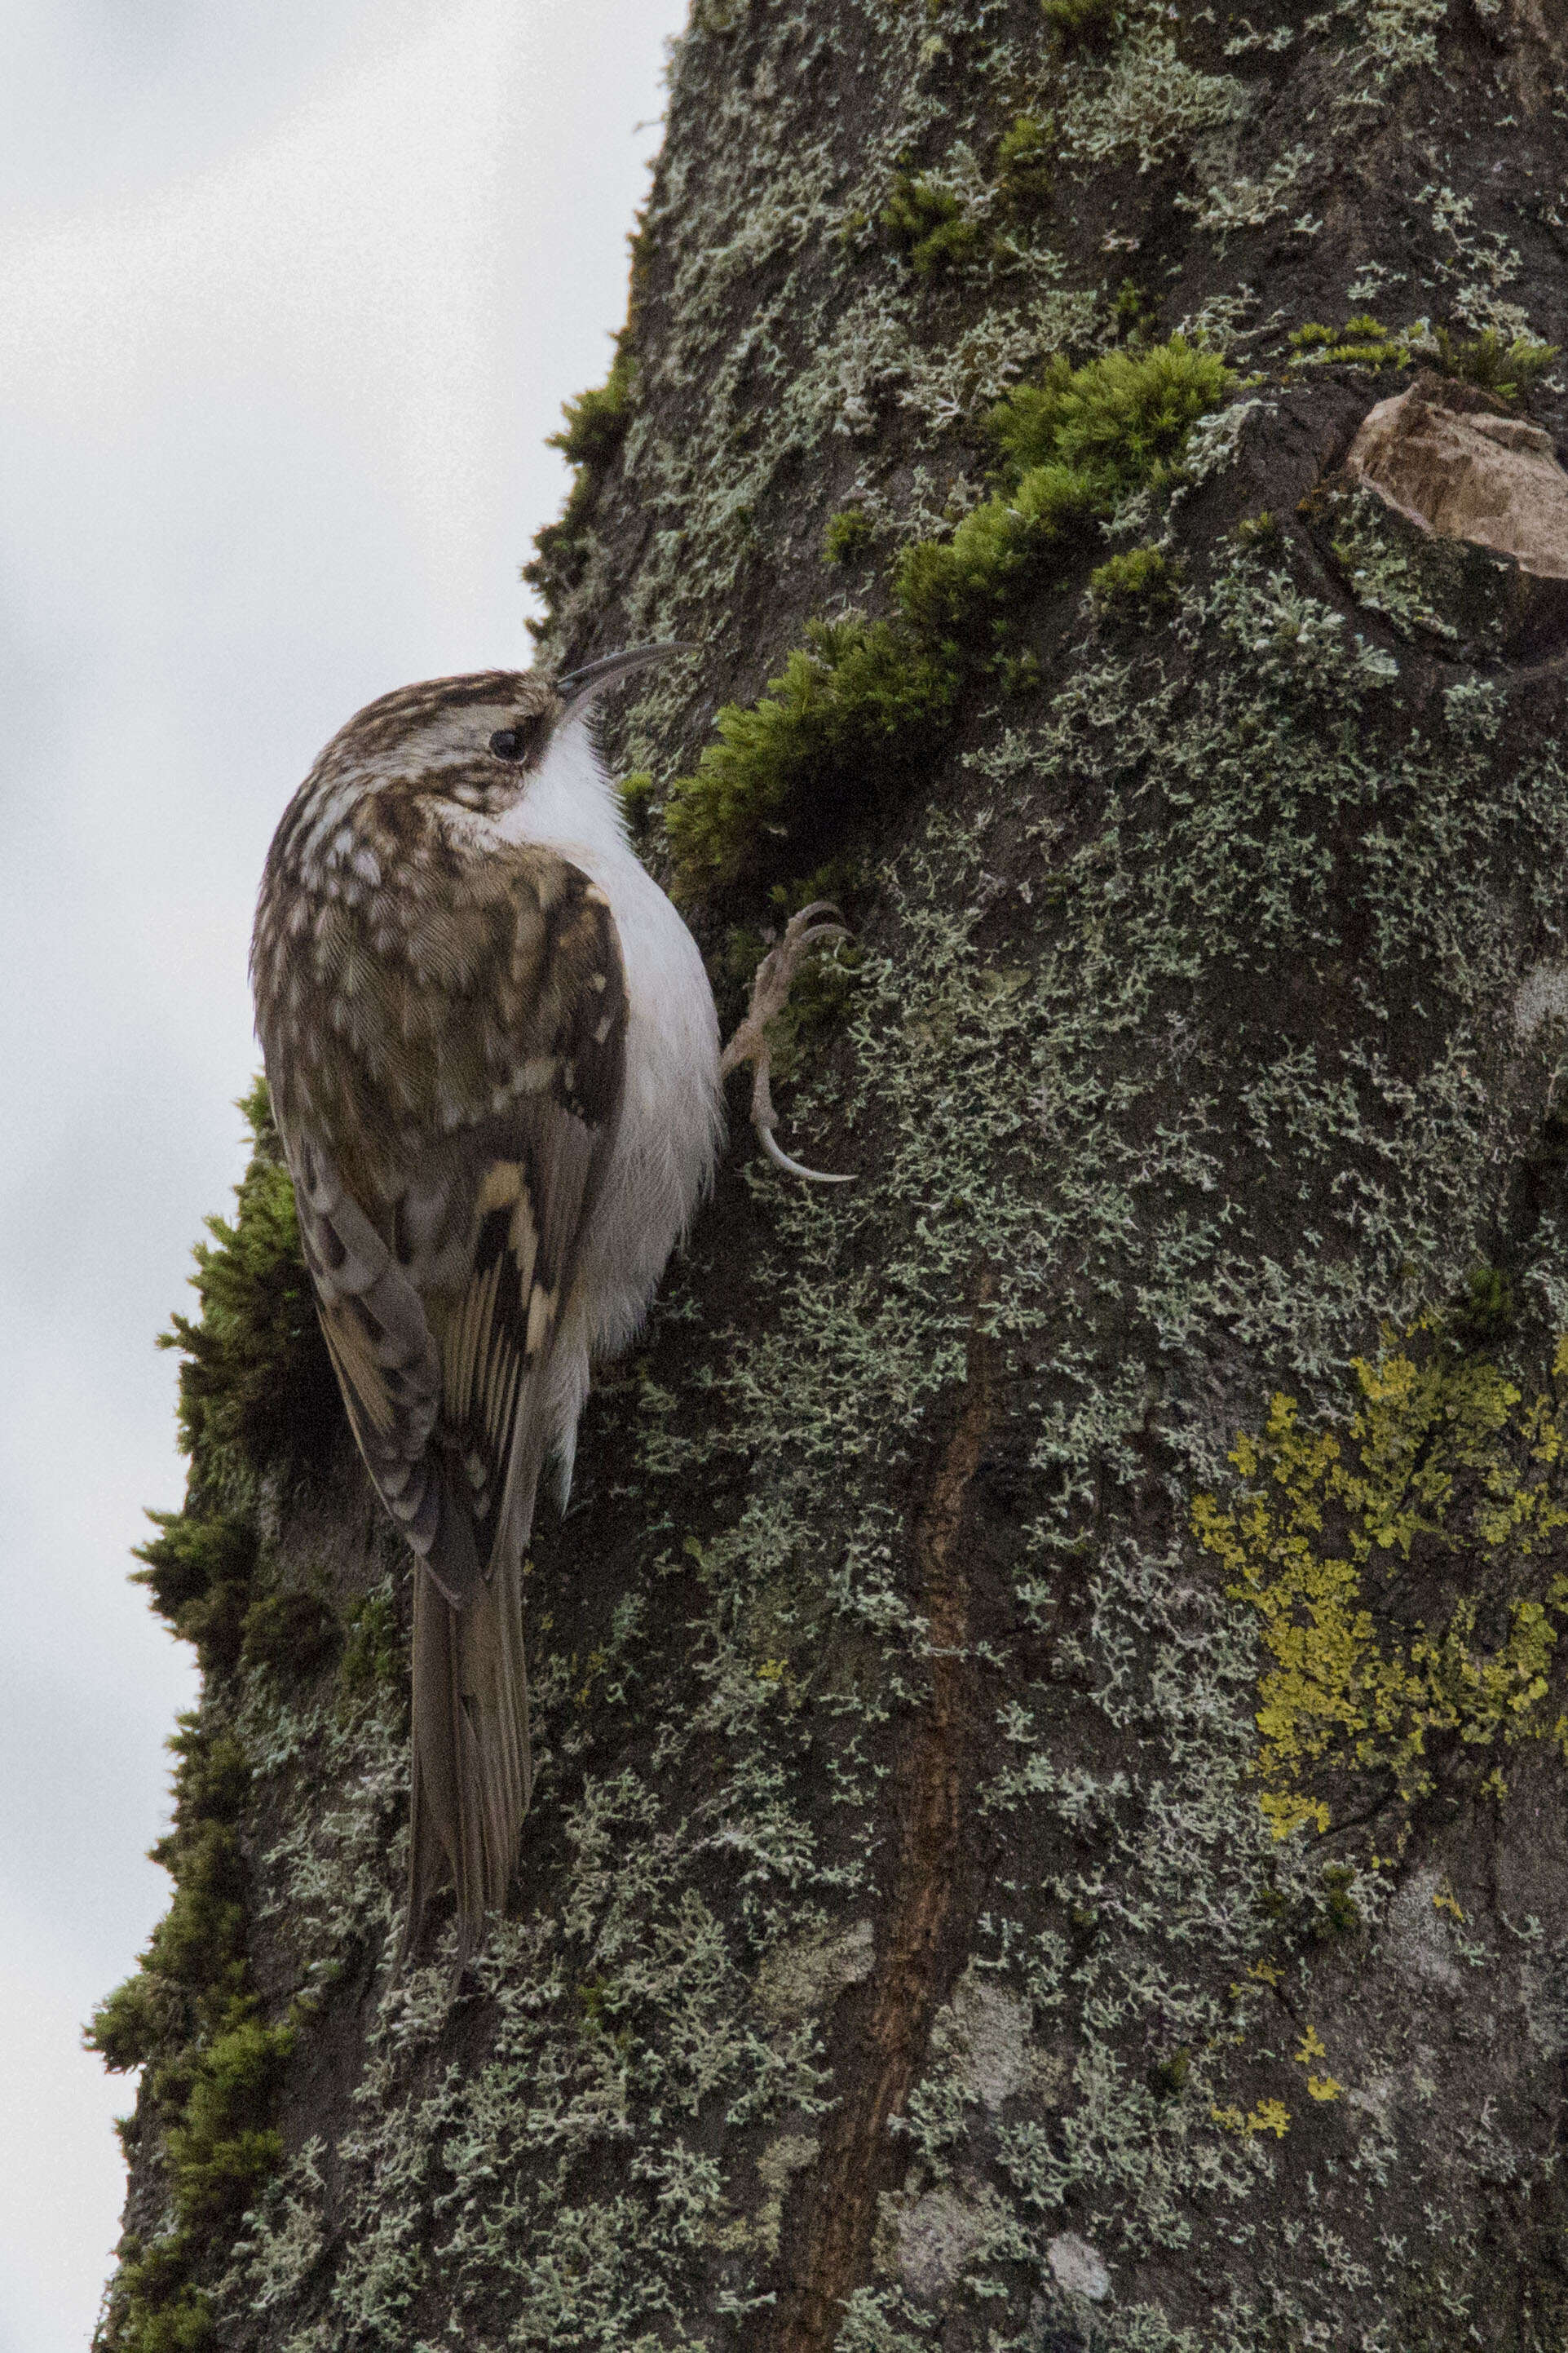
251 646 849 1963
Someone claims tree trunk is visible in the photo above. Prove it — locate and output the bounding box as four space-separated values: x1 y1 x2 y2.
97 3 1568 2347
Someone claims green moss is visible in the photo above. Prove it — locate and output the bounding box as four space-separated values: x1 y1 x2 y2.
1089 542 1182 619
95 2000 295 2353
994 113 1055 216
523 342 638 629
1148 2046 1192 2099
894 340 1230 650
1040 0 1118 46
664 617 957 900
548 343 638 469
616 767 657 841
1112 274 1154 341
89 1707 289 2346
988 338 1234 500
93 1080 334 2340
880 171 982 276
87 1722 251 2066
1429 323 1559 404
1287 316 1557 401
665 341 1230 901
89 1970 167 2078
238 1589 339 1682
167 2008 295 2230
131 1085 335 1697
132 1511 256 1675
1315 1863 1362 1936
1451 1261 1517 1352
822 506 875 564
159 1080 336 1492
141 1820 247 2015
97 2237 215 2353
1288 315 1415 374
893 462 1099 647
338 1584 403 1699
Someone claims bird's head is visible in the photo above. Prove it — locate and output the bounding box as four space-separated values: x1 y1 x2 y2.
279 644 689 886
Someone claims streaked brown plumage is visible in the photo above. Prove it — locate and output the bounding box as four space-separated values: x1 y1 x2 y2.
254 668 655 1962
253 655 850 1964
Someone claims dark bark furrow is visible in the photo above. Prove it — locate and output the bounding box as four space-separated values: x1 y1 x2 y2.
776 1302 996 2351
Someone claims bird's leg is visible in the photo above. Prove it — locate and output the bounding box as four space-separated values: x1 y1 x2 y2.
720 901 855 1184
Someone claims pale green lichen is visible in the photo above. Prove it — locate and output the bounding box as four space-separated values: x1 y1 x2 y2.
1059 33 1248 176
100 0 1568 2341
1181 142 1314 240
1328 486 1460 644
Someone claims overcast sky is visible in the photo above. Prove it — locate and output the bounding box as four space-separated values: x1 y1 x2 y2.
0 5 687 2343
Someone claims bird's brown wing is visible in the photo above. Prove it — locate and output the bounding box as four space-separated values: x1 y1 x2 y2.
421 918 628 1598
400 860 627 1951
270 841 627 1955
283 851 628 1608
288 1126 448 1552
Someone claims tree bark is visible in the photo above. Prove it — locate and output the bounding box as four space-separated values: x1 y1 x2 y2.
99 3 1568 2348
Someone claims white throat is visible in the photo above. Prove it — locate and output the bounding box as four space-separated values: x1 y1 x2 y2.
496 710 635 873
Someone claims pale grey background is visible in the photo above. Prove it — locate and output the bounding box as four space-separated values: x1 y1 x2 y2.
0 4 687 2342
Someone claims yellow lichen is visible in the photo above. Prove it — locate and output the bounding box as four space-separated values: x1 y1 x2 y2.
1193 1321 1568 1839
1212 2099 1292 2138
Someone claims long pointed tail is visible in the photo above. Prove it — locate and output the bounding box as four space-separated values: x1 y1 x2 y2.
404 1549 531 1966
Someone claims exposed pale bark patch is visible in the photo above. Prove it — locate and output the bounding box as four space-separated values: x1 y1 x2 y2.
1346 374 1568 578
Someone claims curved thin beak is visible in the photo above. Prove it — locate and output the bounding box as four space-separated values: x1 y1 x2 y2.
556 642 697 714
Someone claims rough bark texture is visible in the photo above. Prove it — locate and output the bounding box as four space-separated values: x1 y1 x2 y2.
97 2 1568 2348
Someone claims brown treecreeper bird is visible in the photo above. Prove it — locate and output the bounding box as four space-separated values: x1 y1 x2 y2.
251 648 847 1961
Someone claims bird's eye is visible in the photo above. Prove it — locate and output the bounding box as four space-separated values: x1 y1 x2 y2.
489 723 534 762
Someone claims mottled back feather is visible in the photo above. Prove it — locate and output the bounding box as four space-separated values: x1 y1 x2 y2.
254 741 629 1958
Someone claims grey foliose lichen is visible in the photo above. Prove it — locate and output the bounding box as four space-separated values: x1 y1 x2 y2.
100 0 1568 2346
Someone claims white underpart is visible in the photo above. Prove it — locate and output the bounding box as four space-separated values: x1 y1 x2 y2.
494 708 724 1499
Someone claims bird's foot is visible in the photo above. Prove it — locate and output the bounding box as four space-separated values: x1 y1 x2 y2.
720 901 855 1184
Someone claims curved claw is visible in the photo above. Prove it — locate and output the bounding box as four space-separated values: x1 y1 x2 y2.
787 903 852 952
720 901 859 1186
758 1126 855 1184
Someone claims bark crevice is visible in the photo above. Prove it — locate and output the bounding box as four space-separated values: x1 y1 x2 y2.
775 1289 997 2351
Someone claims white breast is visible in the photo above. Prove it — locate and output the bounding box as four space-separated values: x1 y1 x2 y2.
566 837 724 1352
494 714 724 1490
